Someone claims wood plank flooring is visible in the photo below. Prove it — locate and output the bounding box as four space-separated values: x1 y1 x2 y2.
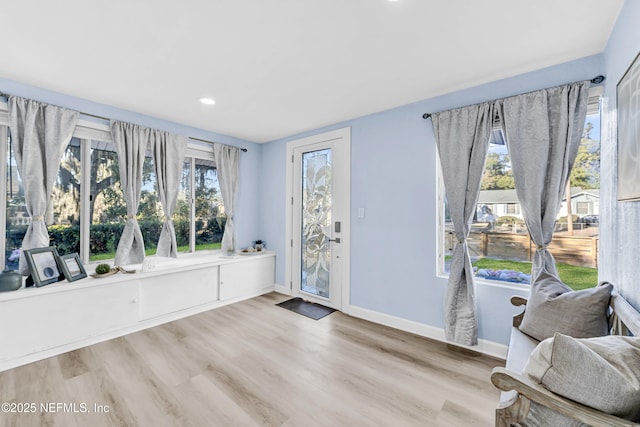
0 292 503 426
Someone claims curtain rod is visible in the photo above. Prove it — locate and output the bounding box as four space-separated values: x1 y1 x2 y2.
0 92 248 152
421 75 606 120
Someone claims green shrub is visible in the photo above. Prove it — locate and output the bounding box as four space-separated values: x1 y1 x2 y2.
6 217 225 261
558 214 580 223
48 224 81 255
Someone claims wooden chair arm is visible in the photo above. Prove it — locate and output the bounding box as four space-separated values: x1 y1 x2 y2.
510 296 528 328
491 367 640 427
510 296 528 307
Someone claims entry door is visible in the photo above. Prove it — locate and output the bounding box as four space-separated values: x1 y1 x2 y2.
288 128 350 310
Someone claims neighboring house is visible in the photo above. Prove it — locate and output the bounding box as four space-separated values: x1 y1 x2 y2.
477 187 599 220
558 188 600 217
477 189 523 219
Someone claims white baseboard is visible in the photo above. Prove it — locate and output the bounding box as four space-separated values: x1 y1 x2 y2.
344 304 507 360
274 283 291 295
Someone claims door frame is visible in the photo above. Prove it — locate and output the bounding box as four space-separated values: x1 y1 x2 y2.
285 127 350 311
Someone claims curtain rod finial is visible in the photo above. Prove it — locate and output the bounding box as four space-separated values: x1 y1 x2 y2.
422 113 431 120
591 75 605 85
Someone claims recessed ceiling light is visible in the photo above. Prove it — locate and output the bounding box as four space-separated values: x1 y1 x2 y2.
199 97 216 105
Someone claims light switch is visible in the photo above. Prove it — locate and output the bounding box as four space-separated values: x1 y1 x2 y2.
358 207 365 218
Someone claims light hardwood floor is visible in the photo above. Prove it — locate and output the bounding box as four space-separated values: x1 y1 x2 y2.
0 292 503 427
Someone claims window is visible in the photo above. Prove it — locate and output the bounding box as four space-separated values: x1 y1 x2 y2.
0 111 226 270
576 201 590 215
193 158 225 251
4 129 24 271
87 139 122 260
438 111 601 290
505 204 519 215
175 155 226 252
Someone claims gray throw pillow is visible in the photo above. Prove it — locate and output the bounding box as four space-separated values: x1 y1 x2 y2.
519 272 612 341
525 333 640 422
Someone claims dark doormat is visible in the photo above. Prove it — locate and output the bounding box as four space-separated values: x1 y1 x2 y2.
276 297 337 320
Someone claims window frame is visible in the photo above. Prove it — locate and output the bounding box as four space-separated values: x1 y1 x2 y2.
0 102 221 270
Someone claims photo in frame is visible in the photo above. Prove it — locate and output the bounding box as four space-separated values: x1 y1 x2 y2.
23 247 62 287
617 50 640 201
57 253 87 282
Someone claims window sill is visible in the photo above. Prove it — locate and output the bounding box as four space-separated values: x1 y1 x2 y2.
0 250 275 302
436 272 531 292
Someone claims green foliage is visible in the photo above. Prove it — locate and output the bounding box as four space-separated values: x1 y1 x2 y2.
100 186 127 221
138 191 162 220
89 223 124 255
481 152 515 190
495 216 524 226
48 224 81 255
570 138 600 189
24 218 225 262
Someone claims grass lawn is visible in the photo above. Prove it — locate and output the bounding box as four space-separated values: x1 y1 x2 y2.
471 257 598 291
89 242 222 262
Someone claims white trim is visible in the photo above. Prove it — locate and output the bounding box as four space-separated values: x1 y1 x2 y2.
274 283 291 295
79 138 91 263
344 303 508 360
285 127 351 310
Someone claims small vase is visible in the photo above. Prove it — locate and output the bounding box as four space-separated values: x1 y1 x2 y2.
0 269 23 292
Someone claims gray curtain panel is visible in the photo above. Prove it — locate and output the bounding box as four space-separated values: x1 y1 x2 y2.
496 81 589 281
7 96 79 275
151 131 187 258
432 102 494 346
111 120 150 266
213 144 240 254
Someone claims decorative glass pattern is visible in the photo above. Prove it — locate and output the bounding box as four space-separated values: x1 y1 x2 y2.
301 148 332 298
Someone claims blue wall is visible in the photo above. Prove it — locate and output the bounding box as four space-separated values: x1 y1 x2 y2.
600 0 640 309
261 54 604 345
0 77 263 251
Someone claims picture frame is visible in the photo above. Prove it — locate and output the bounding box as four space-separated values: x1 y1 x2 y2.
616 50 640 202
23 247 62 287
57 252 87 282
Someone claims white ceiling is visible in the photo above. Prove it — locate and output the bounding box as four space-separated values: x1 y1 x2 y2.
0 0 623 143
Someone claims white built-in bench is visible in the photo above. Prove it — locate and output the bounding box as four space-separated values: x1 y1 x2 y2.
0 251 275 372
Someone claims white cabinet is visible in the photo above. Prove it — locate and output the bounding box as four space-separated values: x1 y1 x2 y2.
220 255 276 300
0 282 138 361
0 252 275 371
139 266 219 320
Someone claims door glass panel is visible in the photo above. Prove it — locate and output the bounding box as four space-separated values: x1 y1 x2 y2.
301 148 332 298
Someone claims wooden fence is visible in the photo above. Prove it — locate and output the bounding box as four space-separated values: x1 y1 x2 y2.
446 231 598 268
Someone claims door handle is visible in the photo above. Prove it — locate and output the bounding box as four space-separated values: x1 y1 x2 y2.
328 238 341 243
